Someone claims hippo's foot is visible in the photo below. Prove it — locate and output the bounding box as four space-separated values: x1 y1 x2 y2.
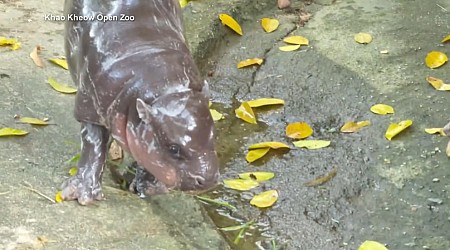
61 123 109 205
129 162 169 198
61 170 104 205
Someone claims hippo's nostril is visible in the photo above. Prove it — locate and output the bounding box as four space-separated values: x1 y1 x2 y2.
194 176 206 187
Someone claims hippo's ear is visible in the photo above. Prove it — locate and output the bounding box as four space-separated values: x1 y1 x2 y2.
136 98 153 123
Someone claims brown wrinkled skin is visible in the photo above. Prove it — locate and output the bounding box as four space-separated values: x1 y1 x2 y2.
61 0 219 205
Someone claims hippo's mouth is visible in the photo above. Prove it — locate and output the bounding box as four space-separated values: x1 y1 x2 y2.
125 129 181 189
140 161 180 189
125 132 217 191
127 162 218 197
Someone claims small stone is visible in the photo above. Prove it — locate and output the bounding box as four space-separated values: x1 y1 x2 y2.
404 242 416 247
240 192 253 200
432 178 440 183
427 198 443 205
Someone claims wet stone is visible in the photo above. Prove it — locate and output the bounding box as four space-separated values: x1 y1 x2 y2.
427 198 443 206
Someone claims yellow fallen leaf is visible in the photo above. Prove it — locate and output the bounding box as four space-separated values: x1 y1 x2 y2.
235 102 257 124
286 122 313 139
424 128 445 136
11 42 21 51
246 98 285 108
49 58 68 70
223 179 259 191
248 141 290 150
210 109 224 121
0 37 21 50
219 14 243 36
250 190 278 208
425 51 448 69
261 18 279 33
358 240 388 250
47 77 77 94
283 36 309 45
0 37 16 45
208 101 212 107
426 76 450 91
55 191 63 203
385 120 413 141
442 34 450 43
239 172 275 181
0 128 28 136
246 148 270 163
370 104 394 115
293 140 331 149
237 58 263 68
278 44 301 52
30 45 44 68
354 33 373 44
68 167 78 176
305 167 337 187
179 0 188 8
18 117 49 126
340 120 371 133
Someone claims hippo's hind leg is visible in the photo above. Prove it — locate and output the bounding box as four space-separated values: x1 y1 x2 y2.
129 162 169 197
61 123 110 205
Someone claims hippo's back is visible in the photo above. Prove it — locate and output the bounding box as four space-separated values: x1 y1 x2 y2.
64 0 188 125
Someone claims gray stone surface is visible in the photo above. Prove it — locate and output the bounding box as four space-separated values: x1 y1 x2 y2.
204 0 450 249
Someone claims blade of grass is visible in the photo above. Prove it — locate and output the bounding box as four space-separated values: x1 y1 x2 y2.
233 220 254 244
195 195 237 210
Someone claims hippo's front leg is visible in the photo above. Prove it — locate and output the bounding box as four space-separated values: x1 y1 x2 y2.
61 123 110 205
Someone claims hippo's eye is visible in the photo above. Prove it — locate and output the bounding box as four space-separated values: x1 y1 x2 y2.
168 144 181 157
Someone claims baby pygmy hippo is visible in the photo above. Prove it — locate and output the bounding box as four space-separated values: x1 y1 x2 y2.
61 0 219 205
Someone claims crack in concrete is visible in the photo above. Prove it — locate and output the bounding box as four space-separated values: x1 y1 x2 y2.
240 21 300 100
234 20 300 125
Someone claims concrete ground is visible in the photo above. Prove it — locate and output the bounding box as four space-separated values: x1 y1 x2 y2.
1 0 450 250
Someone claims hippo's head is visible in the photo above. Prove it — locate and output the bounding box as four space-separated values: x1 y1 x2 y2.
125 89 219 191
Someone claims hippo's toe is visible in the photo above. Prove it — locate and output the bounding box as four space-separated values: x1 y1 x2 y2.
61 173 104 205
